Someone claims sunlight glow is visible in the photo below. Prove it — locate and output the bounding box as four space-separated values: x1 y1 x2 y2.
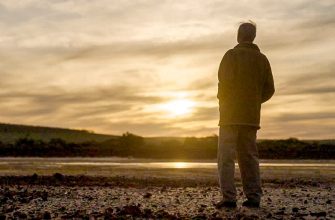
161 99 195 117
172 162 188 169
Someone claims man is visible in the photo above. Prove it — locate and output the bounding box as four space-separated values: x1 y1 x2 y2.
216 22 275 208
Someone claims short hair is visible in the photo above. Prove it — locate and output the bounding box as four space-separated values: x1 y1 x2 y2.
237 22 256 43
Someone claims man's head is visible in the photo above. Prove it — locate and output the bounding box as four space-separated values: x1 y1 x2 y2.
237 22 256 43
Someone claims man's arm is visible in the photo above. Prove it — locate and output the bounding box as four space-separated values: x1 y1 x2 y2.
217 50 233 100
261 57 275 103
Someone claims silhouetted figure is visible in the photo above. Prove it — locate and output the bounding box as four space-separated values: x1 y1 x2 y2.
216 22 275 209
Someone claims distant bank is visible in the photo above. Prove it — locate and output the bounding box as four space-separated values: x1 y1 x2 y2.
0 123 334 159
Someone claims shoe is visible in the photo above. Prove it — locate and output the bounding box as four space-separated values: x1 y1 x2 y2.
242 199 260 208
215 200 237 209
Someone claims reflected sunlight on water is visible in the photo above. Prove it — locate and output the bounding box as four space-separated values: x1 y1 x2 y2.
172 162 189 168
1 158 335 170
52 161 335 169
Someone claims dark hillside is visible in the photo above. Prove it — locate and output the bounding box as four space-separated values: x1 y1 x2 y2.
0 123 116 143
0 123 334 159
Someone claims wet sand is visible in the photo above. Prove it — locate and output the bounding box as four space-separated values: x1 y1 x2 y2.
0 175 334 219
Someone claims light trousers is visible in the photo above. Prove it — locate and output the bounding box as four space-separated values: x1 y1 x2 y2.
217 125 262 202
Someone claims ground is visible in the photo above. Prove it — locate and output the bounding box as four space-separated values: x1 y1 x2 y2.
0 175 334 219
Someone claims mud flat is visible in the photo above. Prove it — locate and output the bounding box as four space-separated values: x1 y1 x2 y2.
0 174 334 219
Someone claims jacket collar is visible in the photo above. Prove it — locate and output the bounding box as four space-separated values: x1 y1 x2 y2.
234 43 260 51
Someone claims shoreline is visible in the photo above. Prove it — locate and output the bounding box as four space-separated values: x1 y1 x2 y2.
0 174 334 188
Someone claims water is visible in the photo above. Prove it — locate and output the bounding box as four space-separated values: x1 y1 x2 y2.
1 157 335 169
1 157 334 178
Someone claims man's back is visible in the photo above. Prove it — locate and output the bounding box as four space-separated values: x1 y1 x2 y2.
217 42 274 127
216 22 275 209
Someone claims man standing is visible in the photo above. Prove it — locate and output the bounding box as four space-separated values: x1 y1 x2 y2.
216 22 275 208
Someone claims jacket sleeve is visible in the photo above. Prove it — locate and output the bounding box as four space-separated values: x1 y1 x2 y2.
217 50 233 100
261 57 275 103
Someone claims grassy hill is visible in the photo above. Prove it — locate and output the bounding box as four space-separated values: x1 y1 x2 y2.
0 123 117 143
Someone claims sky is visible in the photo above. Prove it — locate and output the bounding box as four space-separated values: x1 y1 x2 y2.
0 0 334 139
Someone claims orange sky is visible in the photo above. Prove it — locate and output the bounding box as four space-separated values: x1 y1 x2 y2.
0 0 334 138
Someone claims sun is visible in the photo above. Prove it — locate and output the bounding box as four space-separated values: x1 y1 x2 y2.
162 98 195 117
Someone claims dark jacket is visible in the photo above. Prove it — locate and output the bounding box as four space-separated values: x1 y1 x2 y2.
217 43 275 128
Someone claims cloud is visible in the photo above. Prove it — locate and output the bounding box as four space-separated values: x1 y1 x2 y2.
278 66 335 96
274 112 335 122
0 0 334 138
0 85 168 125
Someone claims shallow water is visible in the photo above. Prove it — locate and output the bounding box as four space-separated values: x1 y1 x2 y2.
1 157 335 169
1 157 334 178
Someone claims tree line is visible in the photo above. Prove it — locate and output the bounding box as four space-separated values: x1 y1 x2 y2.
0 132 334 159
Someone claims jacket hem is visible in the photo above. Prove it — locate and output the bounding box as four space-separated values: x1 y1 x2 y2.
218 122 261 129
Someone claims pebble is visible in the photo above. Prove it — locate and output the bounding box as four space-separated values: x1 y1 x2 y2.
143 192 152 198
43 211 52 219
310 211 327 217
292 207 299 212
0 180 333 219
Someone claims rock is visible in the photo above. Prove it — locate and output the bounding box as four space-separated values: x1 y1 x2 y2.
143 192 152 199
292 207 299 212
41 191 48 201
211 212 219 218
105 207 113 214
119 205 142 217
13 211 27 219
275 210 285 215
18 196 31 203
43 211 52 219
155 210 177 219
0 196 8 204
3 205 14 213
266 213 272 218
31 173 38 181
104 207 114 217
72 210 88 218
192 214 207 219
18 188 28 196
310 211 326 217
90 211 104 218
236 213 260 219
84 195 93 201
295 213 309 217
53 173 64 181
198 207 204 212
143 208 153 218
160 186 167 192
